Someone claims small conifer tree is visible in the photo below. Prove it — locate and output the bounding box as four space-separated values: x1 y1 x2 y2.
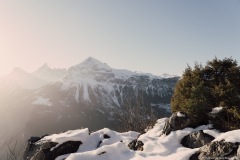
171 57 240 128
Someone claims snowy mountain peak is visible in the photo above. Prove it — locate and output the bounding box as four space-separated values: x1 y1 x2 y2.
40 63 50 70
32 64 67 84
60 57 179 105
71 57 111 72
81 57 105 65
33 63 52 74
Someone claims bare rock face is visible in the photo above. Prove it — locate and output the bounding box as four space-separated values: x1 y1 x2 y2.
162 112 192 135
128 139 144 151
190 140 239 160
23 137 82 160
181 130 214 149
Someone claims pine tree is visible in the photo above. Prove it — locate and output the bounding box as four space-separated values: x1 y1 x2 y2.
171 57 240 127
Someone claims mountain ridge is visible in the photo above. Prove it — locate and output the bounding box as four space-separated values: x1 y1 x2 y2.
0 57 178 90
0 58 180 158
0 57 179 138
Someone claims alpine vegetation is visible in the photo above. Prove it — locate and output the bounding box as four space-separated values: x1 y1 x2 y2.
171 57 240 131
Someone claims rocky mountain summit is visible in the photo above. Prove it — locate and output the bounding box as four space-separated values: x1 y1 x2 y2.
24 110 240 160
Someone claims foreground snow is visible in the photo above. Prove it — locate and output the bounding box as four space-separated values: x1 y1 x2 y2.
33 117 240 160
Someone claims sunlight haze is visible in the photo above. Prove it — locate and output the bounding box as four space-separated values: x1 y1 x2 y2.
1 1 240 159
0 0 240 76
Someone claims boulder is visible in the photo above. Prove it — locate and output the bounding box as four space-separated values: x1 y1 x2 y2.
162 112 192 135
181 130 214 148
23 139 82 160
128 139 144 151
190 140 239 160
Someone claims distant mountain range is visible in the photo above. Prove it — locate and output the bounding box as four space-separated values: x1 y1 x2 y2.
0 63 67 90
0 57 179 137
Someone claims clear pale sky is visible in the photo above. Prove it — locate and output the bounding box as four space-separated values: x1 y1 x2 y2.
0 0 240 76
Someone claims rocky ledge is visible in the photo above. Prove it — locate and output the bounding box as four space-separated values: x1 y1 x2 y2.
24 111 240 160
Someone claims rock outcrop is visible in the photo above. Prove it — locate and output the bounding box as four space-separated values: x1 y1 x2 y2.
128 139 144 151
24 138 82 160
190 140 239 160
181 130 214 148
162 112 192 135
23 112 240 160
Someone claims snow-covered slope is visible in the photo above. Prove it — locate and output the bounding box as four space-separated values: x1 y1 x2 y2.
25 116 240 160
58 121 206 160
63 57 164 85
19 57 179 135
59 57 177 106
0 57 179 138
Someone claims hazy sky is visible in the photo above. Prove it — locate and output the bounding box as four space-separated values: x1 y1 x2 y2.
0 0 240 76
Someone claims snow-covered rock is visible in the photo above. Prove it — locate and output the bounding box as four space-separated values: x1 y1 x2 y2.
162 112 192 135
24 128 139 160
181 130 214 149
192 140 239 160
24 113 240 160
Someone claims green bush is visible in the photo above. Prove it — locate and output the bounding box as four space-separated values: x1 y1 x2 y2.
209 106 240 131
171 57 240 127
